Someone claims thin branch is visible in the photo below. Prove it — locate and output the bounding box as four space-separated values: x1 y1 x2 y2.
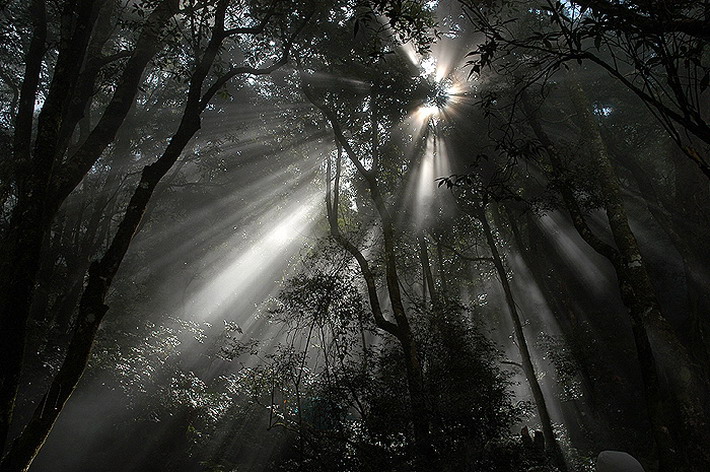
200 10 314 108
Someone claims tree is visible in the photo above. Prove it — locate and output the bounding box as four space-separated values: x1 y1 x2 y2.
439 167 568 471
513 79 710 470
304 80 436 468
244 253 535 472
460 0 710 179
1 0 180 453
0 0 314 468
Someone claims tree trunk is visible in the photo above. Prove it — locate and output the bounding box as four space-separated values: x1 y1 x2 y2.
478 208 568 472
0 2 295 465
621 150 710 373
0 98 201 472
0 2 176 454
418 232 439 308
321 123 434 469
566 76 709 471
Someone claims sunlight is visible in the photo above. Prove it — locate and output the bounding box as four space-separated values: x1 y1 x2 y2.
407 129 452 229
417 104 440 119
400 42 420 66
414 136 436 225
19 1 707 469
420 57 437 77
404 38 470 126
537 212 612 296
404 53 459 228
413 79 458 125
184 193 320 323
266 205 312 246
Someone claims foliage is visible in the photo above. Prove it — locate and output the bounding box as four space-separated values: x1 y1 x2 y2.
232 263 547 472
460 0 710 176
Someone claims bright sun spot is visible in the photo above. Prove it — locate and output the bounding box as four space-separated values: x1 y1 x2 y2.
416 79 458 122
419 56 449 82
420 57 437 78
417 104 441 120
268 225 292 245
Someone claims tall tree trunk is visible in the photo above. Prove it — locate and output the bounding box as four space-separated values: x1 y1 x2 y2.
418 232 439 308
0 94 200 472
522 79 709 470
435 240 448 299
0 2 177 454
523 91 678 469
505 205 619 453
566 76 709 470
0 0 98 453
359 184 435 470
621 151 710 374
322 128 434 470
477 207 568 471
0 2 297 466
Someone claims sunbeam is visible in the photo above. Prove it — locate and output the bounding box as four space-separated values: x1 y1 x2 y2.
183 193 320 323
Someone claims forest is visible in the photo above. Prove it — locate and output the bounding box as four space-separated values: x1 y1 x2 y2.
0 0 708 471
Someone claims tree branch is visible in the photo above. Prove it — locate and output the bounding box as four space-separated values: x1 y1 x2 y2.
201 10 314 108
54 0 180 206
